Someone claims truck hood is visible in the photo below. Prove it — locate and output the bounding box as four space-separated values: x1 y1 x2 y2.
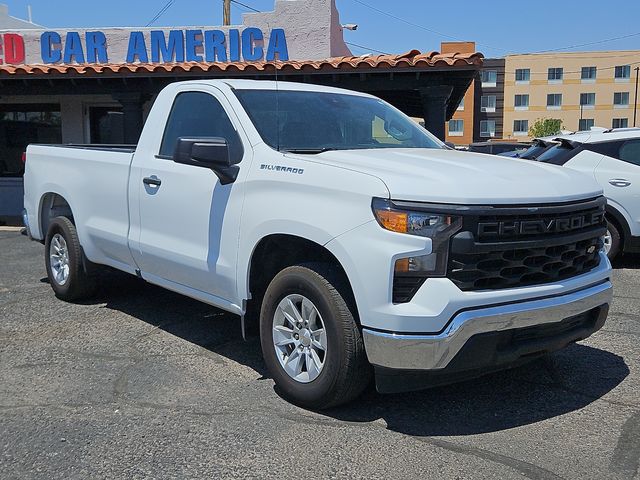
297 148 603 204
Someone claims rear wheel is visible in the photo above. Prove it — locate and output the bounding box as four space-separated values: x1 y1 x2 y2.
259 263 371 409
604 219 621 260
45 216 96 301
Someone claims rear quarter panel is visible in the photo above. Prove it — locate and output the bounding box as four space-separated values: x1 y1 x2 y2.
24 145 137 272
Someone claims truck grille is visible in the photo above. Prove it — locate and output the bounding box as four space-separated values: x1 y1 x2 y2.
448 236 602 290
447 197 606 291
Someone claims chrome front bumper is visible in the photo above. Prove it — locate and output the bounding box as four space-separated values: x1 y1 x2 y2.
363 281 612 371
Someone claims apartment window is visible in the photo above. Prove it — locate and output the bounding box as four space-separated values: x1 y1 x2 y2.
480 120 496 138
515 68 530 83
548 67 563 82
614 92 630 107
513 120 529 136
480 70 497 87
612 118 628 129
448 119 464 136
615 65 631 80
580 92 596 107
578 119 595 131
547 93 562 109
581 66 596 81
456 97 465 111
514 94 529 110
480 95 497 112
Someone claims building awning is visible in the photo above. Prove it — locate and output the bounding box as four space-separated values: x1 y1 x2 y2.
0 49 483 141
0 50 482 76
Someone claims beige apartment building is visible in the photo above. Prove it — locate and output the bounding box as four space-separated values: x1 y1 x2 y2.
503 51 640 140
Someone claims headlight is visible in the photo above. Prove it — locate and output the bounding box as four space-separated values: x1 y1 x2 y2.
372 198 461 238
372 197 462 279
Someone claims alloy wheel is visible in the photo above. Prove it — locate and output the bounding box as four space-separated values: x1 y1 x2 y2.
272 294 327 383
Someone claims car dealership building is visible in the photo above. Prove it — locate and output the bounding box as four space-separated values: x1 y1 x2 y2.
0 0 482 224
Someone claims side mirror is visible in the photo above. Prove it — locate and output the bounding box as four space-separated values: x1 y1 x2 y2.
444 141 456 150
173 137 239 185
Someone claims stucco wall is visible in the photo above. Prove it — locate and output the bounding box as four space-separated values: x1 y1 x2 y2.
0 4 40 30
0 0 351 64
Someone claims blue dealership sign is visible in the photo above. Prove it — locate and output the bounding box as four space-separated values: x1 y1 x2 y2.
39 28 288 65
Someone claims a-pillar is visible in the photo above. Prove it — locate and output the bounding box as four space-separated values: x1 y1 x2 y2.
419 86 453 141
113 92 147 144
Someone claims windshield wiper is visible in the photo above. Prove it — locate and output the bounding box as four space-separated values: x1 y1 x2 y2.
281 147 336 154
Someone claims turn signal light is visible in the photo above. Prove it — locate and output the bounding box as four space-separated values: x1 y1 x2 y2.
375 210 408 233
394 258 410 272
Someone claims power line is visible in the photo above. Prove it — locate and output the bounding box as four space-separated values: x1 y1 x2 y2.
225 2 390 55
350 0 504 53
350 0 640 57
533 32 640 54
345 41 390 55
229 0 260 13
146 0 175 27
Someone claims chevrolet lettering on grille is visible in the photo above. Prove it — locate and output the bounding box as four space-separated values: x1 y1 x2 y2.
478 211 605 238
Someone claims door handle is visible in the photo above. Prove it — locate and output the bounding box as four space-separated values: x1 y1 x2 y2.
609 178 631 188
143 176 162 187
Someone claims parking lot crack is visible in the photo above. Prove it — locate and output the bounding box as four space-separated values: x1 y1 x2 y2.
418 437 565 480
609 410 640 478
112 359 144 403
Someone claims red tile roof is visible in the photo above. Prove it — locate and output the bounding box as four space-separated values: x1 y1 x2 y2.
0 50 482 77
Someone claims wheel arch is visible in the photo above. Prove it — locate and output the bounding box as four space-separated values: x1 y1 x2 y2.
605 203 631 251
39 192 75 240
244 234 359 333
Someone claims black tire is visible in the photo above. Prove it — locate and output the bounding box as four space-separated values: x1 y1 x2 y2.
259 263 372 409
45 216 97 301
605 219 621 261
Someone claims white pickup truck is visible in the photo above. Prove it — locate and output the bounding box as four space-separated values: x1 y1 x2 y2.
24 80 613 408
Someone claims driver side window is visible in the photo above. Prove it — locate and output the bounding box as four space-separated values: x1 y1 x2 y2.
159 92 243 162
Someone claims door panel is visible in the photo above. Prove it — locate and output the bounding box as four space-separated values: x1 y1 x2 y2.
595 155 640 236
132 89 247 303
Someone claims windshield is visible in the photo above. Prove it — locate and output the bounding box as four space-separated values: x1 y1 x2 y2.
519 143 552 159
234 89 444 152
536 142 578 165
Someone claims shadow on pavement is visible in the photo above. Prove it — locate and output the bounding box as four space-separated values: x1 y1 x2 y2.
75 269 628 437
323 344 628 436
612 253 640 269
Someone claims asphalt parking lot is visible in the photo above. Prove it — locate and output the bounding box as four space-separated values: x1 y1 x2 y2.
1 228 639 480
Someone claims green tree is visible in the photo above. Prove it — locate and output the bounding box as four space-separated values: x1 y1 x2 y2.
529 118 564 138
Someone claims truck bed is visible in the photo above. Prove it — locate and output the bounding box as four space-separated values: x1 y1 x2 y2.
24 142 138 272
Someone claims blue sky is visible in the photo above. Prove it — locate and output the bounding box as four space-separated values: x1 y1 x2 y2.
4 0 640 57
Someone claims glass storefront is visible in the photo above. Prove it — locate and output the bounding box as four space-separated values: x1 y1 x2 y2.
0 104 62 178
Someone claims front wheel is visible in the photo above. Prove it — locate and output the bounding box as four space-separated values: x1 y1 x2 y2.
604 220 621 260
259 263 371 409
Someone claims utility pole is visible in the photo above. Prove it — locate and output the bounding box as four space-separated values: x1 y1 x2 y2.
223 0 231 26
634 66 639 127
